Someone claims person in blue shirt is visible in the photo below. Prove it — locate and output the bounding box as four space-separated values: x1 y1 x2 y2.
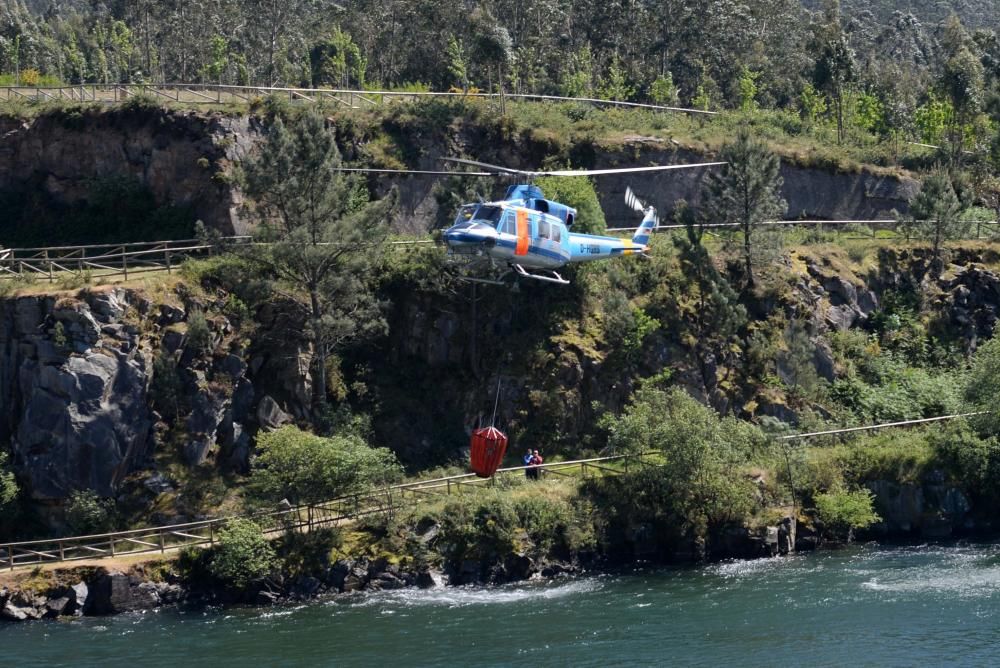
523 449 534 479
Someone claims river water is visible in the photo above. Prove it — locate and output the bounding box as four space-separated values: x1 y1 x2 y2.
4 542 1000 667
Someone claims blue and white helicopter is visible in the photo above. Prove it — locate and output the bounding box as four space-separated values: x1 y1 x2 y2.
438 158 725 285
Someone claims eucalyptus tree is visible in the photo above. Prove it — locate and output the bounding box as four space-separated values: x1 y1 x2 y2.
242 110 397 408
940 43 985 165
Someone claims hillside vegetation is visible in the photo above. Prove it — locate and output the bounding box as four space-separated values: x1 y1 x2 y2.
3 1 1000 582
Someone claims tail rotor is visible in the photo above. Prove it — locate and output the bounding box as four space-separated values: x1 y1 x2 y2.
625 187 658 247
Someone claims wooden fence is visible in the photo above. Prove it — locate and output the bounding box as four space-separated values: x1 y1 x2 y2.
0 238 252 283
0 83 717 115
0 453 648 571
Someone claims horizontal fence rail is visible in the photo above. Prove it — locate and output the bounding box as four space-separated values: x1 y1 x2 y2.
777 412 988 442
0 237 253 283
0 453 649 571
0 83 717 115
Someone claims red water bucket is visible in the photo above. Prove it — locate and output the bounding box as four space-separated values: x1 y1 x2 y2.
469 426 509 478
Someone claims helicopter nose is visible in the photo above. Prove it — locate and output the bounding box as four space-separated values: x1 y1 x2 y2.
444 223 499 249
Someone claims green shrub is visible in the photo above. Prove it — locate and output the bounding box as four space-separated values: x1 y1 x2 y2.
929 423 1000 504
64 490 116 535
0 452 18 514
274 528 342 576
249 426 402 506
814 487 880 541
185 310 212 352
208 518 277 588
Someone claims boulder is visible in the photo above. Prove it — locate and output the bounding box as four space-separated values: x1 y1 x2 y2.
325 560 352 591
2 600 36 621
184 389 228 465
158 304 185 326
88 290 128 322
70 581 88 613
256 395 292 430
342 567 368 593
45 596 72 618
825 303 861 331
369 572 406 590
85 571 141 615
504 554 535 582
161 328 186 354
52 300 102 349
823 275 858 307
291 576 322 599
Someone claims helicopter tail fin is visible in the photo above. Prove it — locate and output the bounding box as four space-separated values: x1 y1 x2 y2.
626 187 659 247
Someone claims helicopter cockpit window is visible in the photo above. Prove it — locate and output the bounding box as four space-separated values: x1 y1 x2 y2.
552 225 562 243
454 205 477 226
474 206 503 224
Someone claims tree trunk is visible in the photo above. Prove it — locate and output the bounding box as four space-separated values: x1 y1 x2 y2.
310 288 327 408
743 221 754 289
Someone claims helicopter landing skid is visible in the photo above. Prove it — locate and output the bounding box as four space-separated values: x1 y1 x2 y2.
513 264 570 285
456 273 512 287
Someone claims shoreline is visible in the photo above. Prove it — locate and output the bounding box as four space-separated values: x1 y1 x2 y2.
4 533 996 624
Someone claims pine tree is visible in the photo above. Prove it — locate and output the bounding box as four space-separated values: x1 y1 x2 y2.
703 128 787 291
242 110 397 409
906 171 970 274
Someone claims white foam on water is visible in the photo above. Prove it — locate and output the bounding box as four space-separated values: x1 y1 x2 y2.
861 565 1000 597
709 556 797 578
336 577 604 610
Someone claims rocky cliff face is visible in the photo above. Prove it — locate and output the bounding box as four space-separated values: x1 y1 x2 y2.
1 107 920 242
0 290 154 499
0 285 311 504
0 107 252 235
589 140 919 228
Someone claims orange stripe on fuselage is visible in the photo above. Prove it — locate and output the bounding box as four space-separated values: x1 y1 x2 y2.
515 209 530 256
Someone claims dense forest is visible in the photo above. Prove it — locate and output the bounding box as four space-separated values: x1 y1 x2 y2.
0 1 996 127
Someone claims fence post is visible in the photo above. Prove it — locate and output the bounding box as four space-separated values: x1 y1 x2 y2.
45 249 53 282
159 530 165 553
122 247 128 280
165 248 172 274
109 536 116 556
59 540 65 561
209 522 215 546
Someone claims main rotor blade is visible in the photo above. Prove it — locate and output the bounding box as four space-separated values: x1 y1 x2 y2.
440 157 536 176
335 167 493 176
537 162 727 176
441 157 728 178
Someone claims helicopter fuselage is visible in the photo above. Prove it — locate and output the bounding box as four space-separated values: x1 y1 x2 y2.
443 200 650 272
